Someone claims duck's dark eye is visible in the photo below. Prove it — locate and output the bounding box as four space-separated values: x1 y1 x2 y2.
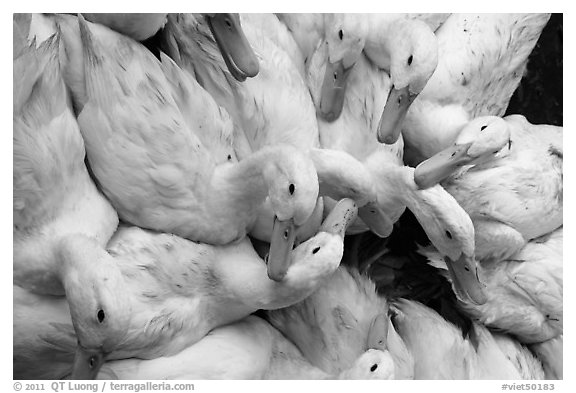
289 184 295 195
284 229 290 239
97 309 105 323
338 29 344 40
227 154 232 161
445 230 453 239
312 246 321 254
480 125 487 131
370 364 378 372
407 55 413 66
89 356 96 368
464 266 470 272
225 18 232 28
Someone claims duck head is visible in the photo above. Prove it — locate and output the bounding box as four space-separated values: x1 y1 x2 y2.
338 349 395 379
262 146 319 281
203 13 259 81
414 116 512 189
318 14 367 122
59 235 130 380
376 19 438 144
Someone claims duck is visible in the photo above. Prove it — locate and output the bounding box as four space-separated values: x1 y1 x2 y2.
399 13 551 166
421 226 563 344
96 316 394 380
266 266 415 379
74 15 320 280
307 39 487 305
390 298 545 379
529 335 563 380
161 13 393 241
18 198 359 380
13 33 119 296
414 114 562 261
319 13 441 140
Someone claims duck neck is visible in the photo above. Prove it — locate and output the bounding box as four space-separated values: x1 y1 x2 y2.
363 24 394 71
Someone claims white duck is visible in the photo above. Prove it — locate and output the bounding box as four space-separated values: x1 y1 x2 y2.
162 13 393 240
17 199 359 380
266 266 415 379
307 39 487 305
75 16 320 280
400 13 551 165
97 316 394 380
13 33 119 296
414 114 562 261
390 298 545 379
422 227 563 344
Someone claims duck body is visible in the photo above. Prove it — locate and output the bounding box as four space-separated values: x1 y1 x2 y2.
77 17 318 246
443 115 562 261
390 299 545 379
266 266 412 379
424 226 562 343
402 13 551 165
13 32 118 295
98 316 394 380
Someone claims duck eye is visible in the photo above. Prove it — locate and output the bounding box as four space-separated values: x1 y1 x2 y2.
338 29 344 40
480 125 487 131
407 55 413 66
370 364 378 372
289 183 295 195
283 229 290 239
312 246 321 254
225 18 232 29
445 230 453 239
97 309 105 323
89 356 96 368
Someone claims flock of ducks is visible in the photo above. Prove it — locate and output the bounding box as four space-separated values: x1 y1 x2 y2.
13 13 562 380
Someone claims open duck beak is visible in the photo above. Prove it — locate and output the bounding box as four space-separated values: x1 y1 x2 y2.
444 254 487 306
267 217 297 281
318 58 355 122
377 85 418 144
413 142 475 189
70 345 105 380
357 202 394 238
206 13 259 82
320 198 358 238
367 313 389 350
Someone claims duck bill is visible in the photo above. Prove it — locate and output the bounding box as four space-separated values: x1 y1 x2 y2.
318 58 355 122
70 345 105 380
320 198 358 238
444 255 487 306
413 142 474 189
367 313 389 350
357 202 394 238
206 13 259 82
377 86 417 144
267 217 297 281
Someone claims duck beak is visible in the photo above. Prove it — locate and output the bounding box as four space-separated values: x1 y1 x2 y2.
444 254 487 306
206 13 259 82
377 85 417 144
367 313 389 350
413 142 474 189
318 58 355 122
267 217 296 281
70 345 105 380
320 198 358 238
357 202 394 238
